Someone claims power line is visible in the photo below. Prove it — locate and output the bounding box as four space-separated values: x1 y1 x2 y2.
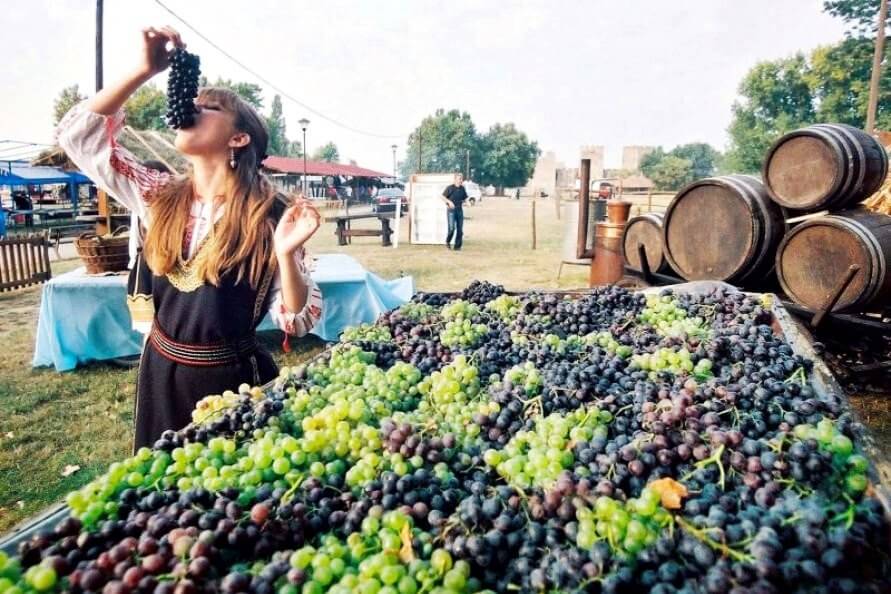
153 0 403 140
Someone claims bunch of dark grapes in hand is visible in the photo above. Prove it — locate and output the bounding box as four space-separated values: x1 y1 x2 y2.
166 48 200 129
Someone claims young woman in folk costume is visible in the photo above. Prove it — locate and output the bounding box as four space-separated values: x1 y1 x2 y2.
57 26 324 450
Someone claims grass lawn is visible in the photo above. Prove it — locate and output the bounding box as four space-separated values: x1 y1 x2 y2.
0 198 589 532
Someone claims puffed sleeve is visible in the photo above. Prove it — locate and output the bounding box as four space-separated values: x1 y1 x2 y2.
268 247 323 337
56 101 171 221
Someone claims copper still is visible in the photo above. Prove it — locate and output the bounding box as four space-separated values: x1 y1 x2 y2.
590 201 631 286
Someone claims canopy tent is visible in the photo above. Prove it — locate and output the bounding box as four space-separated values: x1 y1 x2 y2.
0 160 92 211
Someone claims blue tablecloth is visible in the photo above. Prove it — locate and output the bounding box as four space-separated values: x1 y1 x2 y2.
33 254 414 371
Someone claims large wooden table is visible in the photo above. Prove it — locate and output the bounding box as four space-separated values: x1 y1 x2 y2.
325 212 396 246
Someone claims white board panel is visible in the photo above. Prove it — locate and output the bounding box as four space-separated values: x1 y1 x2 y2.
409 174 453 245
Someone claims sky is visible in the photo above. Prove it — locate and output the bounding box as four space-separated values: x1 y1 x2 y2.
3 0 851 173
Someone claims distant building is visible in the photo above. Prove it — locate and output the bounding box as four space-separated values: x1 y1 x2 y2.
524 151 561 197
579 145 605 179
622 146 656 172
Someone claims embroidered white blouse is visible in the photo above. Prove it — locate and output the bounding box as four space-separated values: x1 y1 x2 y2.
56 101 323 338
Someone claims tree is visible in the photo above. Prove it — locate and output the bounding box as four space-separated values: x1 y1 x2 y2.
199 76 264 110
669 143 720 179
809 37 891 129
824 0 888 36
639 147 666 179
477 123 540 190
312 142 340 163
648 155 694 190
402 109 480 176
724 54 816 172
53 84 86 125
124 84 168 130
639 144 719 184
265 95 289 156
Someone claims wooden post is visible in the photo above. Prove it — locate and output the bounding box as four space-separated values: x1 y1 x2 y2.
95 0 103 92
97 189 109 236
531 199 537 250
866 0 889 134
576 159 593 259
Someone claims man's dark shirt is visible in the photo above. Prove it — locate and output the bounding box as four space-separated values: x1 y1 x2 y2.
443 184 468 208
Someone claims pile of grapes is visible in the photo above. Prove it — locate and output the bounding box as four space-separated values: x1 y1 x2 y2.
165 48 201 130
5 281 891 594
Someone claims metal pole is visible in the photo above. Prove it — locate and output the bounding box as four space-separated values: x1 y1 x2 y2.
392 144 397 180
95 0 103 91
866 0 889 134
418 130 422 173
302 128 307 196
465 149 470 179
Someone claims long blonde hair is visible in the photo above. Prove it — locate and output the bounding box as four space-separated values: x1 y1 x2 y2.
143 88 278 289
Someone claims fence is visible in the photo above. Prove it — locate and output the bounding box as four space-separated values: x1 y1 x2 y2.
0 231 52 292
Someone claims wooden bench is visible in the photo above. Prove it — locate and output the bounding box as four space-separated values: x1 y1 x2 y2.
325 213 395 247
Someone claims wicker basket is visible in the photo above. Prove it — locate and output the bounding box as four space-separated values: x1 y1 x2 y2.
75 227 130 274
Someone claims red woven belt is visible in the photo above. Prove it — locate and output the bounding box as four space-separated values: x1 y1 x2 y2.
148 323 258 367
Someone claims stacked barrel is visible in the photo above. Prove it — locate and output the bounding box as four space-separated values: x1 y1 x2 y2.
766 124 890 312
619 123 891 314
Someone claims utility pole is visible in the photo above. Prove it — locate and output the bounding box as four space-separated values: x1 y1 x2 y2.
417 130 422 173
465 149 470 179
96 0 104 92
866 0 889 134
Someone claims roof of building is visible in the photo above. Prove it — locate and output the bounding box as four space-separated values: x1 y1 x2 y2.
262 156 391 178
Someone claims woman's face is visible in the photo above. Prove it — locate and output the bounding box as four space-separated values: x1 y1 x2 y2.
174 97 243 157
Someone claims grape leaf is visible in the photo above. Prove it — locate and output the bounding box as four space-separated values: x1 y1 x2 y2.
648 477 688 510
399 522 415 564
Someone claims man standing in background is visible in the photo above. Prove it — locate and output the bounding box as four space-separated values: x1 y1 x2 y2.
441 173 468 250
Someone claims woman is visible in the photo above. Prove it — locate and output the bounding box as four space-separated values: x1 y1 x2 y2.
57 26 323 450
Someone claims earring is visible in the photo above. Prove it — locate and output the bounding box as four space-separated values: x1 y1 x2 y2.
229 148 237 169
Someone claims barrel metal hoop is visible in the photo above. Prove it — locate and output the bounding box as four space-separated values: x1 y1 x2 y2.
835 216 884 306
815 124 866 205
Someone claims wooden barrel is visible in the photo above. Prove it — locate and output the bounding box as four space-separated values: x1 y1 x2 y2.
662 175 786 286
776 209 891 312
763 123 888 212
622 213 672 273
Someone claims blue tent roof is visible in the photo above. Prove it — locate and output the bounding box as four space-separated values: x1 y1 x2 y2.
0 160 92 186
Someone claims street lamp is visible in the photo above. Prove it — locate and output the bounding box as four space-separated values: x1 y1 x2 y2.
391 144 397 180
299 118 310 196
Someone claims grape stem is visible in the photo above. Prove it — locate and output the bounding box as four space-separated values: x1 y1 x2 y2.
682 443 726 489
676 516 754 563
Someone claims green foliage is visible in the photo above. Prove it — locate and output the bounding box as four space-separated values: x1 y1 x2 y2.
124 84 168 130
639 144 720 189
402 110 539 188
477 123 540 188
809 38 891 129
53 84 86 125
199 75 264 110
725 38 891 173
313 142 340 163
647 155 694 191
725 54 816 173
403 108 480 176
639 147 666 179
669 143 720 179
824 0 888 36
266 95 289 156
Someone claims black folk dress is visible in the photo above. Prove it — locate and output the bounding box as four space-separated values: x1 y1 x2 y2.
133 206 284 451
